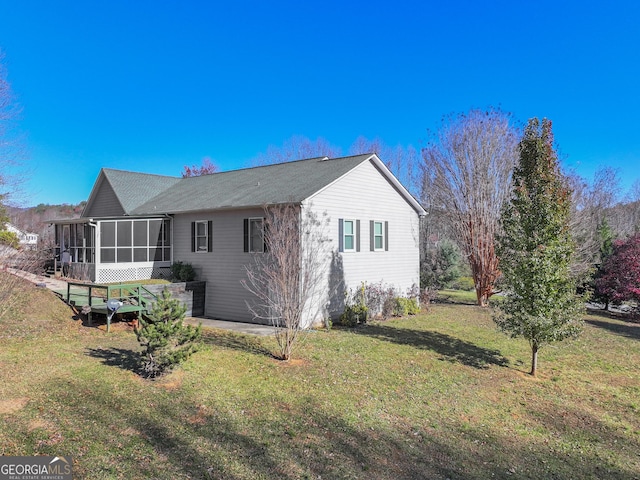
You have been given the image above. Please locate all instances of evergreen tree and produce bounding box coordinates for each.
[494,118,583,376]
[592,218,615,308]
[421,239,461,289]
[136,288,202,378]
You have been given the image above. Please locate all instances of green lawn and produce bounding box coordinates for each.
[1,276,639,479]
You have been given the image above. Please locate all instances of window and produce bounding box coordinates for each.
[191,220,212,253]
[370,220,389,251]
[100,221,116,264]
[339,219,360,252]
[244,218,264,253]
[344,220,355,251]
[100,218,172,264]
[195,221,208,252]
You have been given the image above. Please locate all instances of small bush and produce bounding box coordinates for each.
[452,276,475,291]
[340,284,368,326]
[363,281,397,320]
[340,303,368,327]
[393,297,421,317]
[170,261,196,282]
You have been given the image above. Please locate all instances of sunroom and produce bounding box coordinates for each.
[52,216,172,283]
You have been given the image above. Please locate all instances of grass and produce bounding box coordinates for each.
[1,274,639,479]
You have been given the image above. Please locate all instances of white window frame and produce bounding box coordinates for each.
[248,217,264,253]
[373,220,385,251]
[343,219,356,252]
[195,220,209,253]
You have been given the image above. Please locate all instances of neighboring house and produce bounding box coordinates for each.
[52,154,426,325]
[5,223,39,249]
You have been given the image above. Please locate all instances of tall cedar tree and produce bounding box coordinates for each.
[495,118,583,376]
[136,288,202,378]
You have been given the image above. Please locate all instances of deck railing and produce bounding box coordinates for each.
[63,281,158,332]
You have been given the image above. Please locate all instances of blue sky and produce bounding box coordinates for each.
[1,0,639,206]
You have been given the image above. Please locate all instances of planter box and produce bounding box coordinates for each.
[145,281,206,317]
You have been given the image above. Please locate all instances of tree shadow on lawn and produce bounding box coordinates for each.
[46,376,638,480]
[200,329,275,358]
[585,317,640,341]
[85,347,143,375]
[356,323,509,369]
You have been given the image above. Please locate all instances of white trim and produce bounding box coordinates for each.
[248,217,264,253]
[373,220,385,251]
[343,219,356,252]
[194,220,209,253]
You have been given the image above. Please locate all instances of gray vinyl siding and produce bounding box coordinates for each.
[172,207,265,323]
[84,176,125,217]
[306,159,421,320]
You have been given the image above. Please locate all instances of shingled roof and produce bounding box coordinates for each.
[131,154,377,214]
[103,169,182,214]
[84,154,425,217]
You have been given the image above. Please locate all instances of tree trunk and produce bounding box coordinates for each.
[476,289,489,307]
[530,344,538,376]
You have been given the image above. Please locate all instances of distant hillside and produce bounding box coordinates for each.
[7,202,85,246]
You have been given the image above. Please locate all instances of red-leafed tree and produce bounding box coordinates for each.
[182,157,219,177]
[594,233,640,310]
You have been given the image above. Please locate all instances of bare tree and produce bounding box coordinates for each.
[349,137,421,197]
[421,108,519,306]
[242,203,331,361]
[568,166,622,282]
[0,50,31,321]
[252,136,342,166]
[0,50,26,205]
[181,156,219,177]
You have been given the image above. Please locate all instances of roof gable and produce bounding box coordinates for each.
[83,168,181,217]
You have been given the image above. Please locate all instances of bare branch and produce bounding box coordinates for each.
[421,108,519,306]
[241,203,331,360]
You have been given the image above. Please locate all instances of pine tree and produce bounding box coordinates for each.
[136,288,202,378]
[494,118,583,376]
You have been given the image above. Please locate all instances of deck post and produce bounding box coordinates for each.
[87,284,93,326]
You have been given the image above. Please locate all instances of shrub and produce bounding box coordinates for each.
[452,276,475,291]
[0,230,19,248]
[342,282,422,322]
[136,288,202,378]
[170,261,196,282]
[363,281,397,320]
[393,297,421,317]
[340,284,368,326]
[340,303,368,327]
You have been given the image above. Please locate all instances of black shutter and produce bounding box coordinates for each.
[191,222,196,252]
[370,220,375,251]
[338,219,344,252]
[207,220,213,252]
[356,220,361,252]
[385,221,389,251]
[243,219,249,252]
[263,218,268,253]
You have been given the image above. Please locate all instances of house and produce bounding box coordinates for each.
[52,154,426,325]
[5,223,39,249]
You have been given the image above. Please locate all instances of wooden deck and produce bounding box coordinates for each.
[54,282,157,332]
